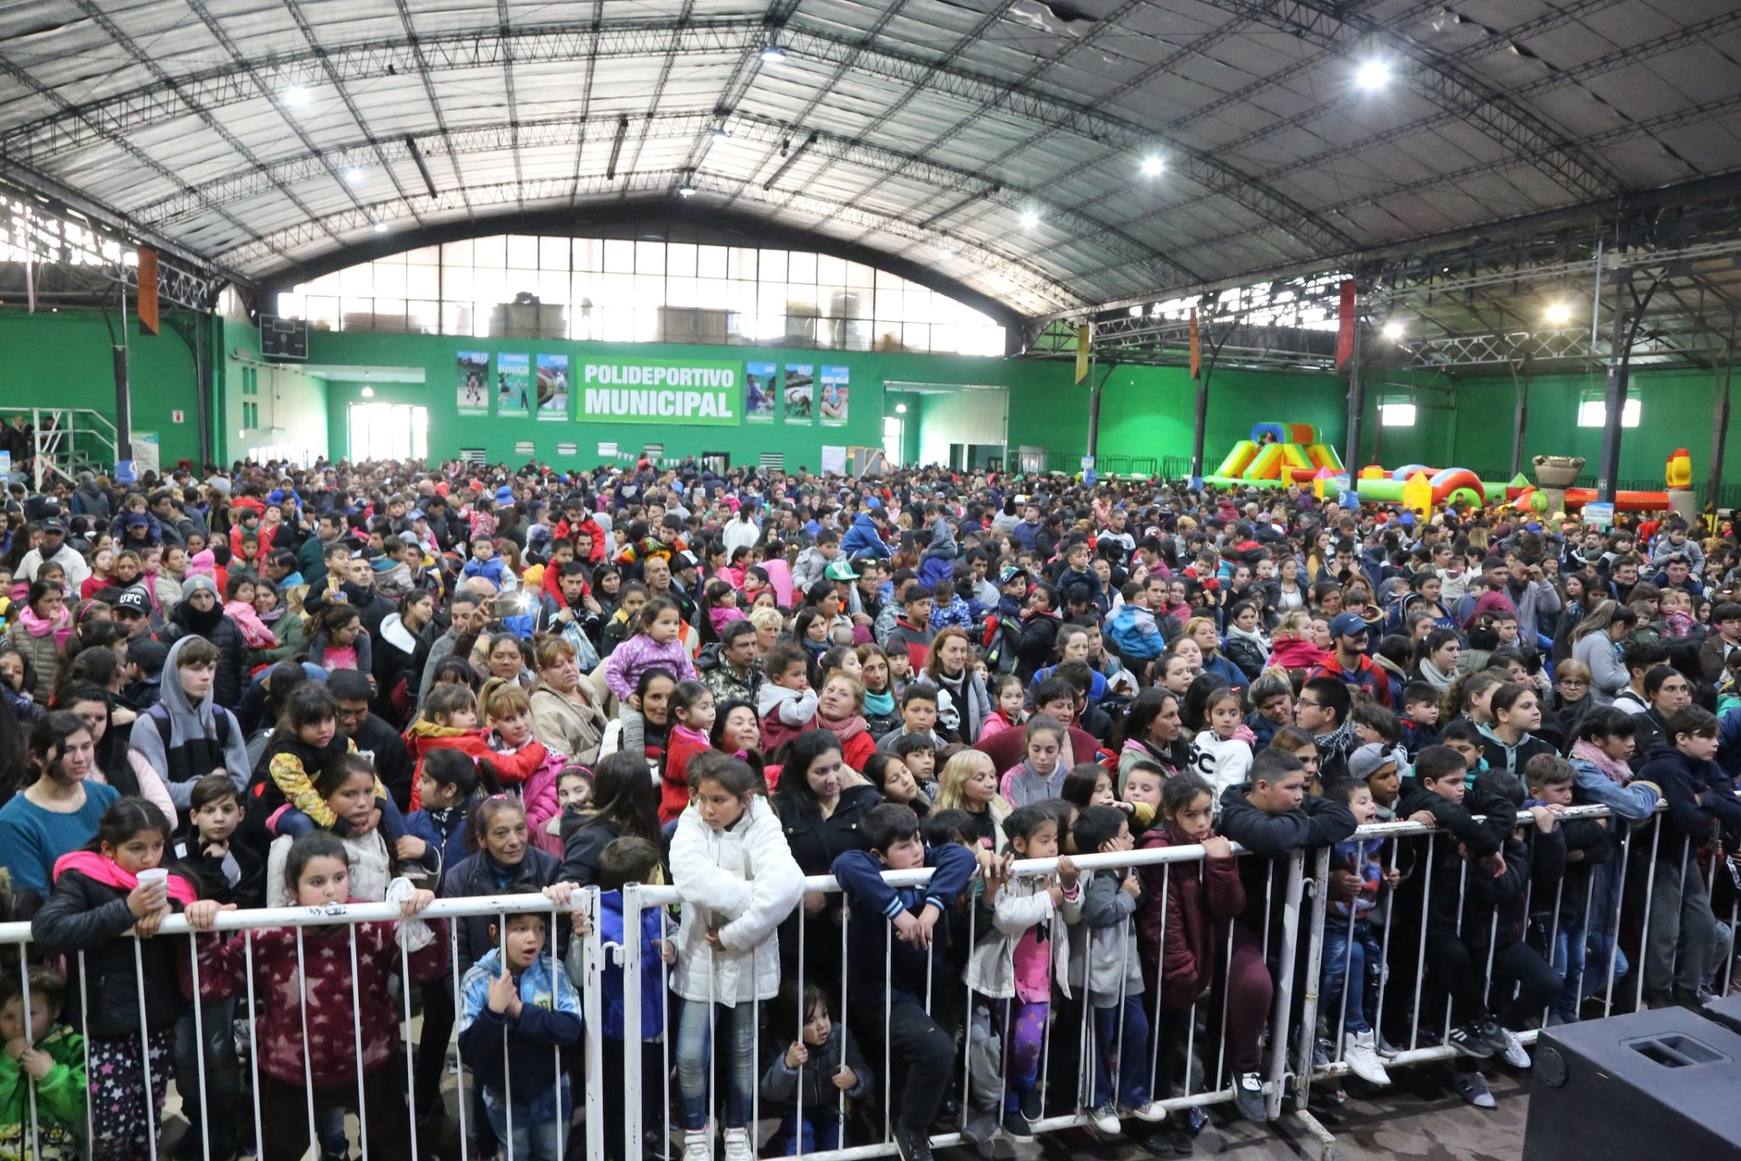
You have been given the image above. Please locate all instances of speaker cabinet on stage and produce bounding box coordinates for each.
[1525,1007,1741,1160]
[1697,991,1741,1036]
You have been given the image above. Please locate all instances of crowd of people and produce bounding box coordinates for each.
[0,454,1739,1161]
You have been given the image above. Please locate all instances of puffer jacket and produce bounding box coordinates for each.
[440,847,564,978]
[668,795,805,1006]
[31,865,192,1038]
[1135,823,1245,1010]
[7,605,69,701]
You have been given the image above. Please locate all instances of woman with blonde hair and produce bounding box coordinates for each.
[933,748,1011,852]
[529,634,609,765]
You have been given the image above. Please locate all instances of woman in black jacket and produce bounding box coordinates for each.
[556,750,664,887]
[770,730,884,997]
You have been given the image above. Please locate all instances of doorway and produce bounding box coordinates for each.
[349,403,428,461]
[882,416,904,467]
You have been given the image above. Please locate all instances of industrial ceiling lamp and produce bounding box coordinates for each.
[760,40,786,63]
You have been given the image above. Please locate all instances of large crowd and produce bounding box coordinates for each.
[0,454,1739,1161]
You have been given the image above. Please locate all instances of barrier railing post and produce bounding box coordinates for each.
[1292,846,1332,1108]
[580,888,604,1161]
[1265,850,1306,1120]
[622,882,645,1161]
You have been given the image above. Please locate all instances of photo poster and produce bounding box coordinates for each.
[783,364,815,425]
[745,361,777,423]
[457,351,490,416]
[536,353,570,421]
[819,365,850,426]
[496,352,531,417]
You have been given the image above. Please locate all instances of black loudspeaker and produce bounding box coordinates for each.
[1525,1007,1741,1160]
[1697,991,1741,1036]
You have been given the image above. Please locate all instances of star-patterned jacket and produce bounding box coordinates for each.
[191,908,447,1086]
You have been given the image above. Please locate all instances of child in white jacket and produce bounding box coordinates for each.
[1189,687,1254,802]
[669,755,805,1161]
[963,805,1080,1142]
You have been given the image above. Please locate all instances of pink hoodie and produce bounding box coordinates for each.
[225,598,279,649]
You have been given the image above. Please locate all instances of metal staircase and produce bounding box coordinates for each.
[0,408,118,489]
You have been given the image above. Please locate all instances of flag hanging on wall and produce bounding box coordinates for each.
[1334,279,1356,368]
[137,248,160,335]
[1073,324,1091,384]
[1188,309,1201,380]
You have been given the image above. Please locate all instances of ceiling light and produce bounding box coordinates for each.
[1020,210,1040,230]
[1544,301,1573,325]
[284,84,311,108]
[1381,319,1406,340]
[760,42,786,64]
[360,386,375,398]
[343,167,365,185]
[938,246,957,260]
[677,182,697,198]
[712,124,731,140]
[373,220,389,234]
[895,403,907,414]
[1140,155,1164,177]
[1354,59,1391,91]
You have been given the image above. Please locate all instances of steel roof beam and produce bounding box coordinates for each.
[394,0,474,220]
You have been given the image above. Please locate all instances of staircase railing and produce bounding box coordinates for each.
[0,408,120,490]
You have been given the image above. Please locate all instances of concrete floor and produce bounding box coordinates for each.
[1006,1068,1530,1161]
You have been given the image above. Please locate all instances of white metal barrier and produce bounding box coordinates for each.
[3,802,1736,1160]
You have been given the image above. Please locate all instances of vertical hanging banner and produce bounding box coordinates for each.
[783,364,815,425]
[456,351,489,415]
[536,354,570,420]
[745,362,777,423]
[1188,309,1201,380]
[137,248,160,335]
[496,353,530,416]
[819,365,850,426]
[1073,323,1091,384]
[1335,279,1357,368]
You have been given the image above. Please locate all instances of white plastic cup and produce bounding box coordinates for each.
[137,868,169,891]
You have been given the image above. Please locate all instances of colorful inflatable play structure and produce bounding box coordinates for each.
[1203,422,1697,520]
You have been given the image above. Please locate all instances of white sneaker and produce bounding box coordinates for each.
[1088,1104,1122,1136]
[722,1127,754,1161]
[1500,1028,1532,1069]
[1343,1029,1393,1086]
[1118,1100,1169,1123]
[682,1128,712,1161]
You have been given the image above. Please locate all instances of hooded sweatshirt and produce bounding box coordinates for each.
[127,636,251,821]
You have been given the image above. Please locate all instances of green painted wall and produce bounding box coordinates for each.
[0,306,205,468]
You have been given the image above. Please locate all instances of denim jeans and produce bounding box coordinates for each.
[1088,995,1152,1110]
[174,996,241,1154]
[1320,917,1382,1037]
[768,1110,843,1155]
[676,1000,756,1130]
[482,1080,571,1161]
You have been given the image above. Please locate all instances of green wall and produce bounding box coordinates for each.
[0,306,205,468]
[309,329,1012,470]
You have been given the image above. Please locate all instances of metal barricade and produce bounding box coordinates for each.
[0,888,604,1161]
[1288,800,1741,1159]
[616,843,1308,1160]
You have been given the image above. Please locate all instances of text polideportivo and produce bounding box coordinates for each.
[581,363,737,388]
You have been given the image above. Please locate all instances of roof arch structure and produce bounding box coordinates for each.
[2,0,1738,324]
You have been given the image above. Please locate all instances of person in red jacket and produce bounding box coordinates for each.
[662,680,716,823]
[402,684,552,810]
[1135,771,1249,1124]
[814,671,877,772]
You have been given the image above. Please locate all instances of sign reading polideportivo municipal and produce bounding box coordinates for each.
[578,358,741,425]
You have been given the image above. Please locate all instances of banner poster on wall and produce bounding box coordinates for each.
[819,365,850,426]
[576,357,741,425]
[536,354,570,421]
[783,364,815,425]
[457,351,490,416]
[745,362,777,423]
[496,353,531,417]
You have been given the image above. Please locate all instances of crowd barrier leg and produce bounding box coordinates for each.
[1264,851,1305,1121]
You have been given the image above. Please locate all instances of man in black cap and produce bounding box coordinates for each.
[20,518,90,590]
[112,586,157,641]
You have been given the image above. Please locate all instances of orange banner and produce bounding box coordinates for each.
[137,248,160,335]
[1189,308,1201,379]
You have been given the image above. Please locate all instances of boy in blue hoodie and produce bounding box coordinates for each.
[460,898,584,1161]
[832,804,977,1161]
